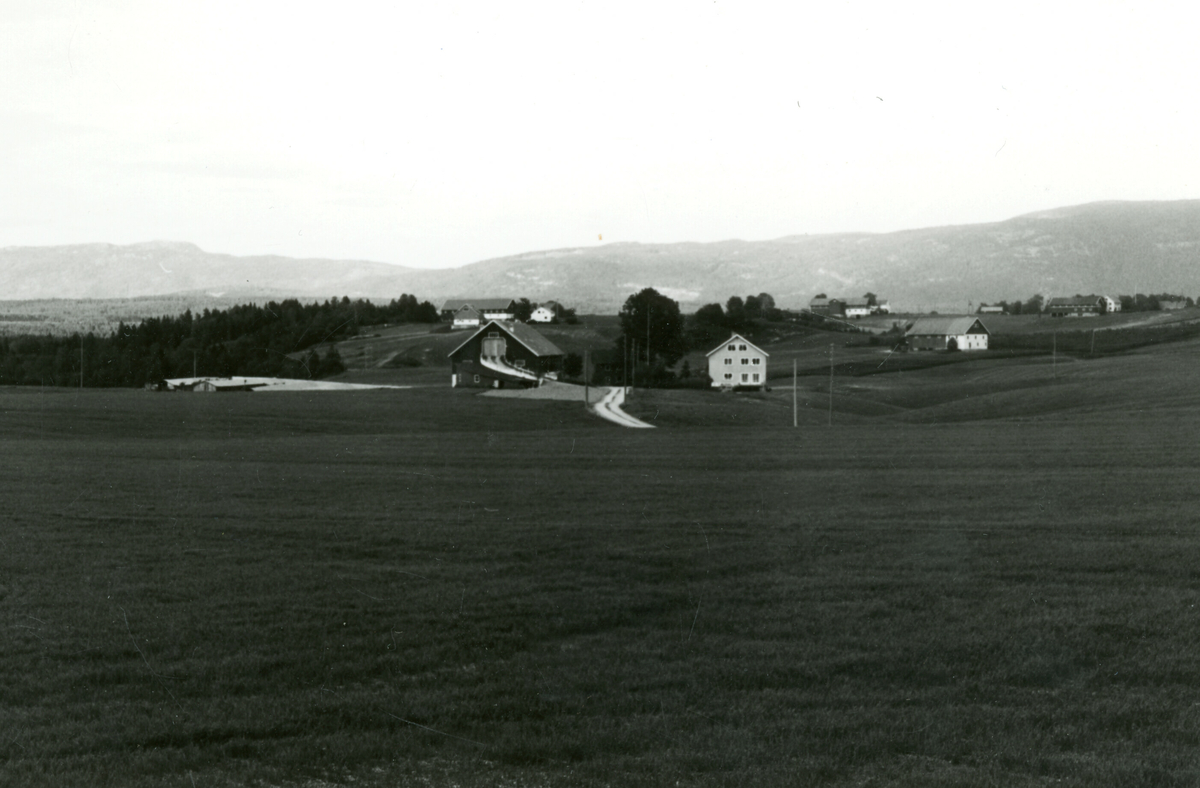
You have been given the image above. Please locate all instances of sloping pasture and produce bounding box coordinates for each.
[4,374,1200,786]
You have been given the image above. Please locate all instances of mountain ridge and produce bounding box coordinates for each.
[3,200,1199,312]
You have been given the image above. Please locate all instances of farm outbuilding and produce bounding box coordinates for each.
[441,299,518,328]
[706,333,769,390]
[906,317,990,351]
[808,297,842,316]
[448,320,564,388]
[1046,296,1104,318]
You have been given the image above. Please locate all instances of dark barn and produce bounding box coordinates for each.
[448,320,564,388]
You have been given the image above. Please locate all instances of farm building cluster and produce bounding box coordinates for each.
[809,296,891,318]
[1045,295,1121,317]
[440,298,568,330]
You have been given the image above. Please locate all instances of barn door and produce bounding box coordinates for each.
[481,335,506,360]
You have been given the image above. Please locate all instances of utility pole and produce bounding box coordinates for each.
[792,358,797,428]
[828,343,834,426]
[632,339,637,389]
[646,306,652,389]
[623,337,628,395]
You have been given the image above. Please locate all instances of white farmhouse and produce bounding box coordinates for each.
[450,306,483,330]
[528,306,555,323]
[906,316,990,351]
[706,334,769,389]
[842,297,873,318]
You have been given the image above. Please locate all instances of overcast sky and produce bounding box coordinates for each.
[2,1,1196,269]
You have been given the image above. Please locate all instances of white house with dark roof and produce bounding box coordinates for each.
[906,317,990,351]
[706,333,769,389]
[842,297,873,318]
[450,306,483,330]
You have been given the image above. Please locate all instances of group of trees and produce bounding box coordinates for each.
[0,295,439,388]
[584,289,782,387]
[690,293,782,346]
[1118,293,1195,312]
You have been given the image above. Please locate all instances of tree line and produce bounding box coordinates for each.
[0,295,438,388]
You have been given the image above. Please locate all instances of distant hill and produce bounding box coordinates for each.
[3,201,1200,313]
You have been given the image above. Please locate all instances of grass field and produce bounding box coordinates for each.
[5,341,1200,786]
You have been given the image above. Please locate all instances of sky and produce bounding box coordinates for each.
[2,1,1197,269]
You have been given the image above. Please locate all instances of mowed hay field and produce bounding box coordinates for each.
[5,345,1200,787]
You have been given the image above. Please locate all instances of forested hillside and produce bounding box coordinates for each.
[0,295,438,388]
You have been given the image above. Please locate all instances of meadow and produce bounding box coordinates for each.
[4,343,1200,786]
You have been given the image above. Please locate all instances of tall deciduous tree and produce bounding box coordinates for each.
[619,288,686,366]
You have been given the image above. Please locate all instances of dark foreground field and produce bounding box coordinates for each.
[4,373,1200,786]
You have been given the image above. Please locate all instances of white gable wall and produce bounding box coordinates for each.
[708,339,768,388]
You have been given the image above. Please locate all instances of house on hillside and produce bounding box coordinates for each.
[906,317,990,351]
[1046,296,1103,318]
[450,306,483,330]
[842,297,872,318]
[440,298,518,327]
[528,306,555,323]
[706,334,769,390]
[448,320,564,388]
[1100,295,1121,313]
[808,297,843,316]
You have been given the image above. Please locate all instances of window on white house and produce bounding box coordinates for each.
[727,344,735,351]
[724,358,732,365]
[738,344,747,351]
[741,358,749,365]
[724,373,732,380]
[752,358,760,365]
[753,373,760,382]
[741,373,748,382]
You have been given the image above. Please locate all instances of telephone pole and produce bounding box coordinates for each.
[792,358,797,428]
[623,337,628,395]
[828,343,834,426]
[646,306,652,388]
